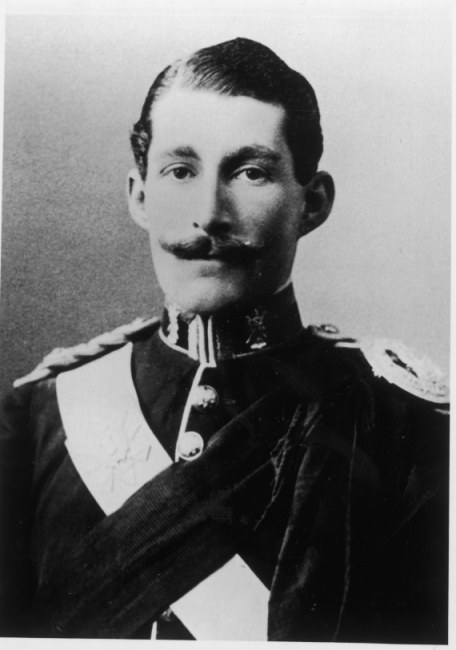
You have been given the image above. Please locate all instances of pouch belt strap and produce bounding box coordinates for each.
[56,344,269,640]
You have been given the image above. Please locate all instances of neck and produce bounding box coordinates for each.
[160,284,303,364]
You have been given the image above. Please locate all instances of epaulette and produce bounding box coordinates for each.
[310,323,449,405]
[13,316,159,388]
[358,337,449,405]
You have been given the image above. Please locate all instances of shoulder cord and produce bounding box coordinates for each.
[13,316,160,388]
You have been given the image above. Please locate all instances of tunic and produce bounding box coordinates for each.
[0,286,449,642]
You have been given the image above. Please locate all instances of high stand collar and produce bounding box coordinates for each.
[160,284,304,365]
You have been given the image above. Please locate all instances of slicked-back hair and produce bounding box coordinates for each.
[130,37,323,184]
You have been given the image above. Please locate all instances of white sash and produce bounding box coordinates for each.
[56,344,269,640]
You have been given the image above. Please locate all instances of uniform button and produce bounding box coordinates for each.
[160,608,174,622]
[320,323,339,334]
[177,431,204,461]
[192,384,219,412]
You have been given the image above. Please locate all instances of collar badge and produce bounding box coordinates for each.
[246,309,268,349]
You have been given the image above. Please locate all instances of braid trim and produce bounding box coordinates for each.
[13,316,159,388]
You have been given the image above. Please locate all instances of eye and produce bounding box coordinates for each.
[162,165,195,181]
[234,166,270,184]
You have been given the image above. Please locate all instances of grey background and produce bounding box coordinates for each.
[0,4,451,395]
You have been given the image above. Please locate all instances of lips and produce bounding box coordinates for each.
[160,235,263,264]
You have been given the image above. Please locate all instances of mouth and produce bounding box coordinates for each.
[160,236,263,265]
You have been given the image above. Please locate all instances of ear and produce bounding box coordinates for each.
[298,171,335,238]
[127,168,149,231]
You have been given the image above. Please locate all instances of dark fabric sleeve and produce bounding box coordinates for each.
[337,356,450,643]
[359,398,449,644]
[0,383,37,636]
[350,397,450,644]
[267,358,449,644]
[338,397,449,644]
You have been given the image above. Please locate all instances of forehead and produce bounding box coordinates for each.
[148,88,289,156]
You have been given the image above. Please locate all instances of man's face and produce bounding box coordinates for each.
[129,88,310,315]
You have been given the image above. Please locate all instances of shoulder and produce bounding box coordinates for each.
[306,325,449,496]
[308,323,449,409]
[12,316,160,389]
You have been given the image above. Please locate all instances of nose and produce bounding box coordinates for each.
[192,175,233,236]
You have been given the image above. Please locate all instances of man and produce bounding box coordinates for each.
[0,38,449,642]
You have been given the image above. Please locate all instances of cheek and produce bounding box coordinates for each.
[143,184,188,227]
[247,197,300,245]
[250,200,301,275]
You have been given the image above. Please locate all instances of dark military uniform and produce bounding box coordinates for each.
[0,286,449,641]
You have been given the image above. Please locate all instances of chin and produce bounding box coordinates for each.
[165,278,251,316]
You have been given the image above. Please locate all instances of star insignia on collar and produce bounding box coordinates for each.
[246,309,268,349]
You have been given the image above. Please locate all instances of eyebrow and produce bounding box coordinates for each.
[157,145,282,165]
[159,146,199,161]
[224,145,282,166]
